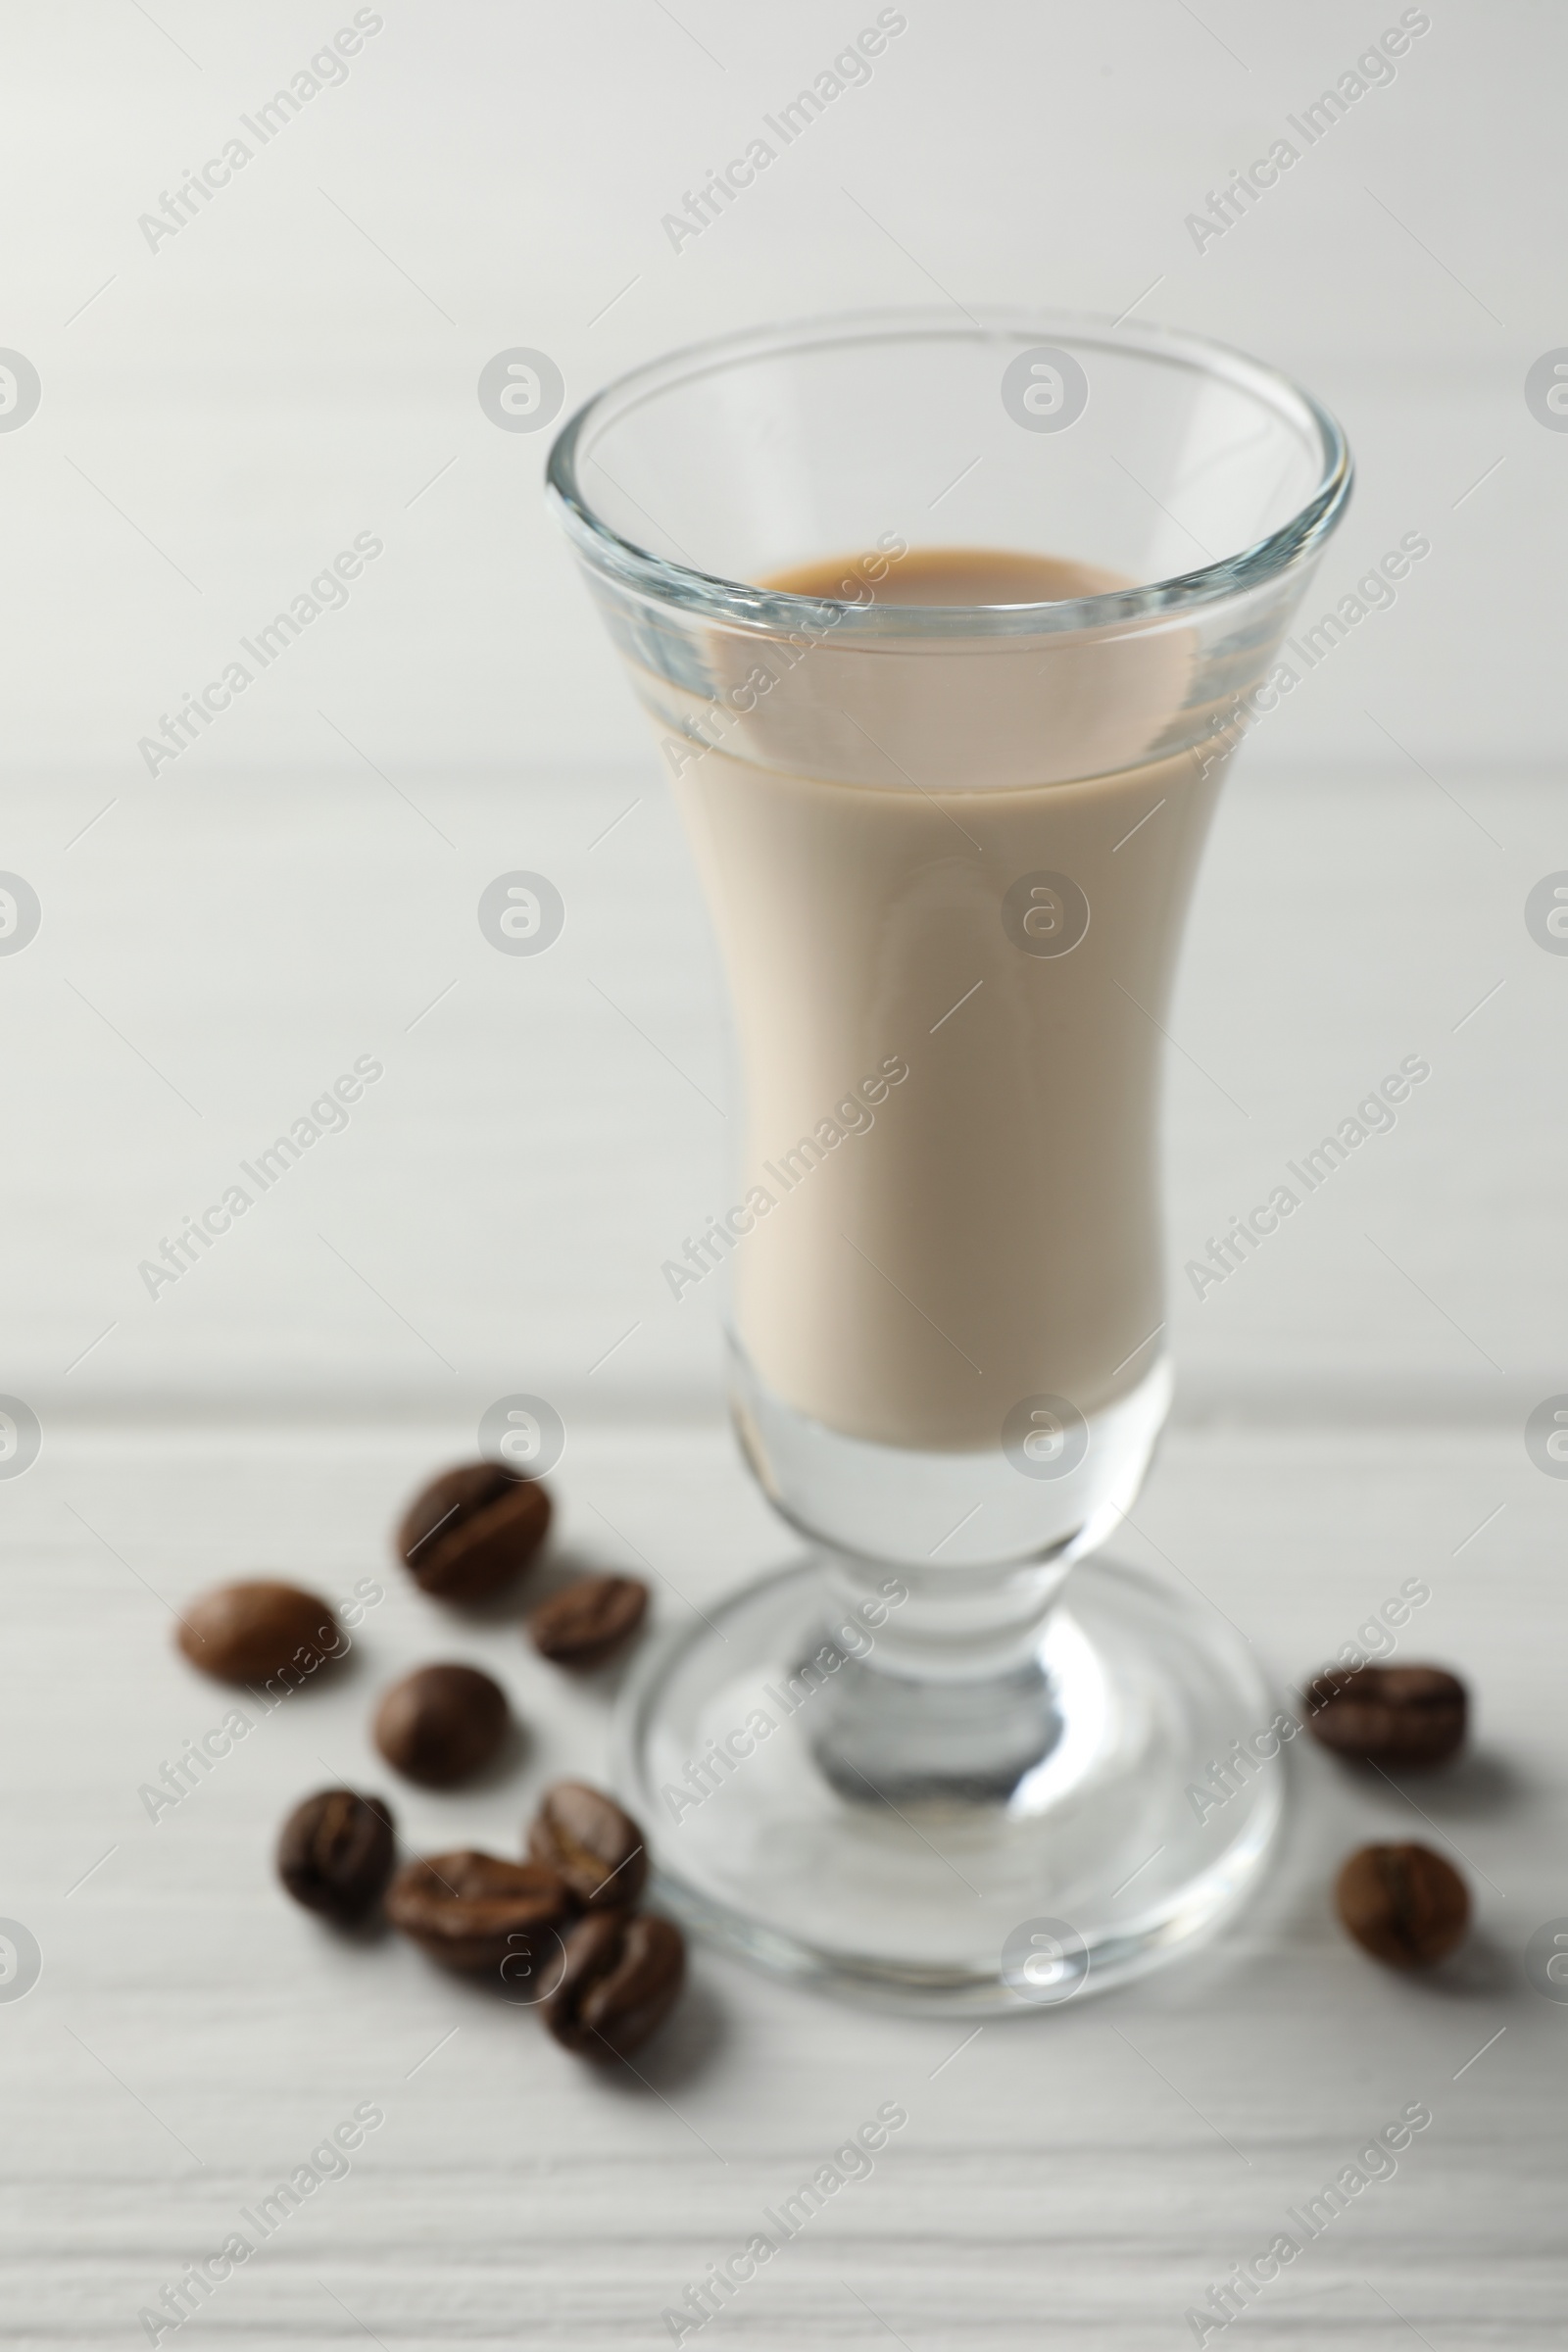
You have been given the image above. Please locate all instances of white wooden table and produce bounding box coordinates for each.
[5,760,1566,2352]
[2,1408,1562,2350]
[5,3,1566,2339]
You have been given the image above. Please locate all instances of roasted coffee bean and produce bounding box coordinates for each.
[276,1788,395,1924]
[1335,1841,1470,1969]
[386,1849,572,1974]
[397,1462,551,1602]
[544,1910,685,2058]
[177,1580,341,1686]
[527,1783,647,1910]
[373,1662,510,1787]
[1306,1664,1467,1769]
[527,1574,648,1669]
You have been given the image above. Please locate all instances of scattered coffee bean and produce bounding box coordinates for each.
[1306,1664,1467,1769]
[386,1849,572,1974]
[527,1574,648,1669]
[177,1580,341,1686]
[373,1663,510,1787]
[544,1910,685,2057]
[527,1783,648,1911]
[276,1788,395,1924]
[1335,1840,1470,1969]
[397,1462,551,1602]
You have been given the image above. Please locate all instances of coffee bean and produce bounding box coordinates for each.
[397,1462,551,1602]
[544,1910,685,2057]
[177,1581,341,1686]
[527,1783,647,1910]
[1335,1841,1470,1968]
[373,1663,510,1787]
[386,1849,572,1974]
[527,1575,648,1669]
[1306,1664,1467,1769]
[277,1788,395,1924]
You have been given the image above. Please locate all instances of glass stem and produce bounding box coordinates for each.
[809,1551,1074,1803]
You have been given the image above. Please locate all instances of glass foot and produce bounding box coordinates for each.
[615,1553,1285,2013]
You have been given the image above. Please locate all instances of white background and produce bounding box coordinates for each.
[2,0,1565,1429]
[2,5,1566,2347]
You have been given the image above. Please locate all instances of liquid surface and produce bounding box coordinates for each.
[667,547,1217,1453]
[766,545,1129,607]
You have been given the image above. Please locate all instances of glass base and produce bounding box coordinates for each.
[615,1552,1285,2013]
[730,1342,1174,1571]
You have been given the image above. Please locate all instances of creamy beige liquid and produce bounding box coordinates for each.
[670,548,1223,1453]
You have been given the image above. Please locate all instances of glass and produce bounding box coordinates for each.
[549,308,1350,2008]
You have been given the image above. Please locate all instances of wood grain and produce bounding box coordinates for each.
[0,1420,1557,2348]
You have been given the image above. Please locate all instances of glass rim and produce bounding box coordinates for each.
[546,304,1352,641]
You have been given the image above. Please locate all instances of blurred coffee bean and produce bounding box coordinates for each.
[373,1663,509,1787]
[544,1910,685,2057]
[397,1462,550,1602]
[177,1581,341,1685]
[1306,1664,1467,1769]
[527,1783,647,1910]
[1335,1841,1470,1968]
[276,1788,395,1923]
[527,1574,647,1669]
[386,1849,571,1973]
